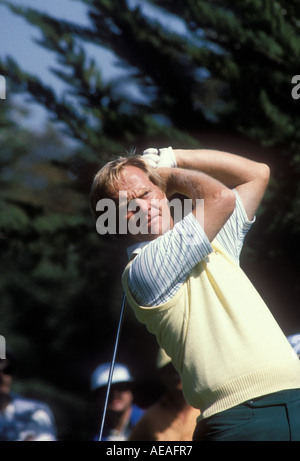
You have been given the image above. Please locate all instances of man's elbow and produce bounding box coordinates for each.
[257,163,270,189]
[203,188,236,241]
[219,188,236,216]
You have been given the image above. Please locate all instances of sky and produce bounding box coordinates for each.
[0,0,122,130]
[0,0,188,132]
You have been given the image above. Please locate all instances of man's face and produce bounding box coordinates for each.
[107,383,133,413]
[95,382,134,414]
[113,166,173,242]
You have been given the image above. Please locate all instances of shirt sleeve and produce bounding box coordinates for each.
[127,213,213,307]
[215,189,255,263]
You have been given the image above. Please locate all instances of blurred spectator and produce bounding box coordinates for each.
[0,350,57,441]
[91,362,144,441]
[129,349,199,441]
[287,334,300,359]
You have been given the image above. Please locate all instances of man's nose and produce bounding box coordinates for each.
[129,198,149,215]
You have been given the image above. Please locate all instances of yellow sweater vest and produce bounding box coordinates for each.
[122,239,300,419]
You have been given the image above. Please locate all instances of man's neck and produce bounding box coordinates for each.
[107,406,132,432]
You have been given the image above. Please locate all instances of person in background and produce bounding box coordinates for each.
[90,362,144,441]
[0,350,57,441]
[129,348,199,441]
[287,334,300,359]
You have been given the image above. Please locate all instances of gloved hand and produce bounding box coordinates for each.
[142,146,177,169]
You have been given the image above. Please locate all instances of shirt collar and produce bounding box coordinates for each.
[126,241,150,259]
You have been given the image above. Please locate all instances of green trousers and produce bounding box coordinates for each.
[194,389,300,441]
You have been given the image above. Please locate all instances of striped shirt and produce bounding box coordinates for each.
[127,189,254,307]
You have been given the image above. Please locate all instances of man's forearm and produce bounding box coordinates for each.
[174,149,267,188]
[158,167,236,242]
[159,166,223,200]
[173,149,270,220]
[142,145,269,220]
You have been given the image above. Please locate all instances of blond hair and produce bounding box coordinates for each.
[89,155,166,225]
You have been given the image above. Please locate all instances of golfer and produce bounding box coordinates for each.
[90,146,300,441]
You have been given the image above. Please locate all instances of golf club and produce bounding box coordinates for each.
[98,292,127,441]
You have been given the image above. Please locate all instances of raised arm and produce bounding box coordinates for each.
[143,147,270,221]
[157,166,236,242]
[174,149,270,221]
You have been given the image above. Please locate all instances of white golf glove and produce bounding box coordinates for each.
[142,146,177,168]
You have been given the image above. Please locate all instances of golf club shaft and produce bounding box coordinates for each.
[98,293,127,441]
